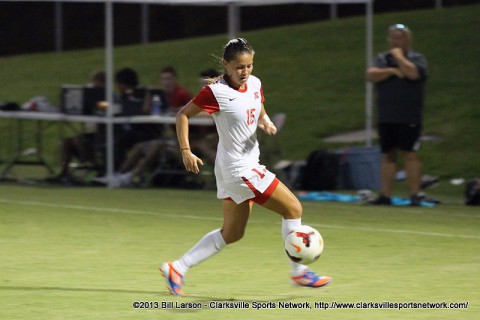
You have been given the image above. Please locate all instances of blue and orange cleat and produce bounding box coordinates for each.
[291,270,332,288]
[160,262,184,296]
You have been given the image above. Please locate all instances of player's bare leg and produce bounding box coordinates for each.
[221,200,252,244]
[261,180,302,219]
[262,180,332,287]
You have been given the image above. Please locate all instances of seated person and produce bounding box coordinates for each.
[47,70,106,184]
[159,66,192,113]
[189,68,221,164]
[163,67,219,164]
[95,67,220,187]
[95,138,180,187]
[111,67,164,170]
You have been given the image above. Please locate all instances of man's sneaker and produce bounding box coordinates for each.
[160,262,184,296]
[368,194,392,205]
[410,193,425,206]
[291,270,332,288]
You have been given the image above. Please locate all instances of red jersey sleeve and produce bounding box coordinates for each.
[261,86,265,103]
[192,86,220,114]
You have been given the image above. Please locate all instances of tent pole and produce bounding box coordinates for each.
[330,2,337,20]
[54,1,63,52]
[365,0,374,147]
[105,0,115,188]
[228,4,240,39]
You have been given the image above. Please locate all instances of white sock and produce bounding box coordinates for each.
[119,172,132,186]
[282,218,308,276]
[172,228,226,275]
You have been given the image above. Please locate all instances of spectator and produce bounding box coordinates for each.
[98,68,220,187]
[366,24,428,206]
[89,69,106,88]
[112,67,163,169]
[47,70,106,185]
[159,66,192,112]
[190,68,221,164]
[96,138,180,187]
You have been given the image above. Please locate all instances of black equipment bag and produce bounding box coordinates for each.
[465,179,480,206]
[300,149,339,191]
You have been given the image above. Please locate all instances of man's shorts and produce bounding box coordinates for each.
[216,165,278,204]
[378,123,421,153]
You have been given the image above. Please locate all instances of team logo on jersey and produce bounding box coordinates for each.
[254,92,260,100]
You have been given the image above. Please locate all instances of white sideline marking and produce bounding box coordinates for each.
[1,198,479,240]
[312,223,480,240]
[0,198,221,222]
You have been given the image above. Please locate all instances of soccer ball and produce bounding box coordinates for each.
[284,225,324,265]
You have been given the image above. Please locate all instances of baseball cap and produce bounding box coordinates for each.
[389,23,411,33]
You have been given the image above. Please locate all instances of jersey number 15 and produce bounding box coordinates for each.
[247,108,256,125]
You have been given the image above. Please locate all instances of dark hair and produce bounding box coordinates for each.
[223,38,255,62]
[160,66,177,77]
[200,68,221,79]
[90,70,106,87]
[115,67,139,87]
[91,70,106,84]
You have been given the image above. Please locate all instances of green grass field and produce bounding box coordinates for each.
[1,183,478,319]
[1,4,479,319]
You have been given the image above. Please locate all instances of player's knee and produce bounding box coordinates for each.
[221,229,244,244]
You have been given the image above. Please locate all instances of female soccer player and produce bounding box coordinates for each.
[161,38,332,295]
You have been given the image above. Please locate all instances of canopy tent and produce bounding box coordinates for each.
[3,0,374,187]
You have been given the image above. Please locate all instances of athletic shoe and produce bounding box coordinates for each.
[368,194,392,205]
[93,173,129,187]
[160,262,184,296]
[291,270,332,288]
[116,172,133,187]
[410,193,425,206]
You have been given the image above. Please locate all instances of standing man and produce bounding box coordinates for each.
[366,24,428,206]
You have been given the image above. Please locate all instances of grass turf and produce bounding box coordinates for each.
[0,184,478,319]
[1,4,479,319]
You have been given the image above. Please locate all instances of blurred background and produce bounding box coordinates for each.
[0,0,477,56]
[0,0,479,187]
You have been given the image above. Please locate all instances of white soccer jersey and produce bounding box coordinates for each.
[192,75,276,203]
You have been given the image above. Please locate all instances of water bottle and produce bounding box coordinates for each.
[151,95,162,115]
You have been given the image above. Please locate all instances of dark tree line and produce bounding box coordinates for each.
[0,0,476,56]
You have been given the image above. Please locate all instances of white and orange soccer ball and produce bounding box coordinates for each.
[284,225,324,265]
